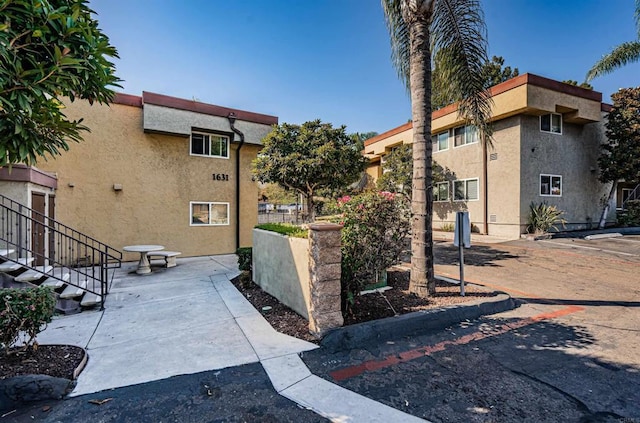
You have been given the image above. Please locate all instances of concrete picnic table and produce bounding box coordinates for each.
[123,245,164,275]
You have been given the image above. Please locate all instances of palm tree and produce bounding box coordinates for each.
[381,0,492,296]
[586,0,640,81]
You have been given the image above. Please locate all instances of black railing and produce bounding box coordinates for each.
[0,194,121,309]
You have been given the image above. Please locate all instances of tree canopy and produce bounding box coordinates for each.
[432,54,518,110]
[252,120,367,221]
[0,0,120,166]
[599,87,640,185]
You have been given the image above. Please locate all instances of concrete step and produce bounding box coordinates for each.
[41,272,71,289]
[0,248,16,256]
[80,292,102,307]
[14,265,53,282]
[60,280,88,299]
[0,257,34,272]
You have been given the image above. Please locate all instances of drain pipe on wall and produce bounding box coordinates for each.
[228,113,245,251]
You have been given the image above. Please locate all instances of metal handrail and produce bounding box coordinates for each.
[0,194,122,309]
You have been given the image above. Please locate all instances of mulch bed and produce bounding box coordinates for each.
[231,267,497,343]
[0,345,84,380]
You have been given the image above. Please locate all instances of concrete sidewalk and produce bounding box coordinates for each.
[35,255,425,422]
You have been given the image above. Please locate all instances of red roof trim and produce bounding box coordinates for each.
[142,91,278,126]
[601,103,612,112]
[113,93,143,107]
[0,165,57,189]
[364,121,413,146]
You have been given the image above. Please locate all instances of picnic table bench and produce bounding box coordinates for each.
[147,251,182,268]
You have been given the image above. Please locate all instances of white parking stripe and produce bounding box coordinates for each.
[539,240,638,257]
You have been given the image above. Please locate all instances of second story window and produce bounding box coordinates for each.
[540,113,562,134]
[432,131,449,152]
[453,125,479,147]
[191,132,229,158]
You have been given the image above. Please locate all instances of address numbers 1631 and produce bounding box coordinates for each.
[212,173,229,181]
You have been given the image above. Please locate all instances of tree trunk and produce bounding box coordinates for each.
[407,16,434,296]
[598,181,617,229]
[306,192,315,223]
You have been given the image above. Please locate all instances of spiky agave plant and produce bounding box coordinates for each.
[527,202,567,235]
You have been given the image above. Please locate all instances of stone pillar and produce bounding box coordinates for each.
[308,223,343,338]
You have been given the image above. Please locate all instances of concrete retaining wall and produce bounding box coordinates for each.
[252,223,344,337]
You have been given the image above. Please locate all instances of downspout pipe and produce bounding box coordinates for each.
[228,113,245,251]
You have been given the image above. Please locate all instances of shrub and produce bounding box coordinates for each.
[527,202,566,234]
[338,191,410,313]
[0,286,56,356]
[236,247,252,272]
[255,223,308,238]
[441,223,455,232]
[617,200,640,227]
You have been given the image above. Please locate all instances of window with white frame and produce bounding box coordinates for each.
[540,113,562,134]
[190,202,229,225]
[433,182,449,202]
[432,131,449,152]
[454,178,479,201]
[190,132,229,158]
[453,125,479,147]
[540,174,562,196]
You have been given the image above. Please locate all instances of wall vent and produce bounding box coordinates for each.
[489,214,497,223]
[489,153,498,161]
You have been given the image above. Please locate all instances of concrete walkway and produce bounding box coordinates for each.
[36,255,424,422]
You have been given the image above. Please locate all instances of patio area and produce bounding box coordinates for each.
[34,255,421,422]
[36,255,316,396]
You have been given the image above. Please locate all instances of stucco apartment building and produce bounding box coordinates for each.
[364,73,619,239]
[0,92,277,260]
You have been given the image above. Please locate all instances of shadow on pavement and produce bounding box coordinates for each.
[302,315,639,422]
[436,244,520,267]
[2,363,327,423]
[523,298,640,308]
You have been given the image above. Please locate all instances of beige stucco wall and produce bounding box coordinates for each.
[252,229,310,319]
[36,100,262,259]
[485,117,523,238]
[519,115,609,231]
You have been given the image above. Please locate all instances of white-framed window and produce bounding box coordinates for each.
[432,131,449,152]
[540,174,562,197]
[433,182,449,202]
[190,202,229,226]
[453,125,479,147]
[540,113,562,134]
[453,178,479,201]
[190,132,229,158]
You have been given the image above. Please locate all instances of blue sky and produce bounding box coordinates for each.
[90,0,639,134]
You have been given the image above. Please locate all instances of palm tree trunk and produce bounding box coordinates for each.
[408,16,435,296]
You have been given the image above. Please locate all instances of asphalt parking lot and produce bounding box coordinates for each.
[304,231,640,422]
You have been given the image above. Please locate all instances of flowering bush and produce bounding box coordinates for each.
[0,286,56,356]
[339,191,410,312]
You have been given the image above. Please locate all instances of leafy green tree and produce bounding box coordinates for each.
[586,0,640,81]
[259,183,297,205]
[562,80,593,90]
[597,87,640,228]
[377,143,450,200]
[377,144,413,198]
[0,0,120,166]
[253,120,367,221]
[382,0,492,296]
[433,54,518,110]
